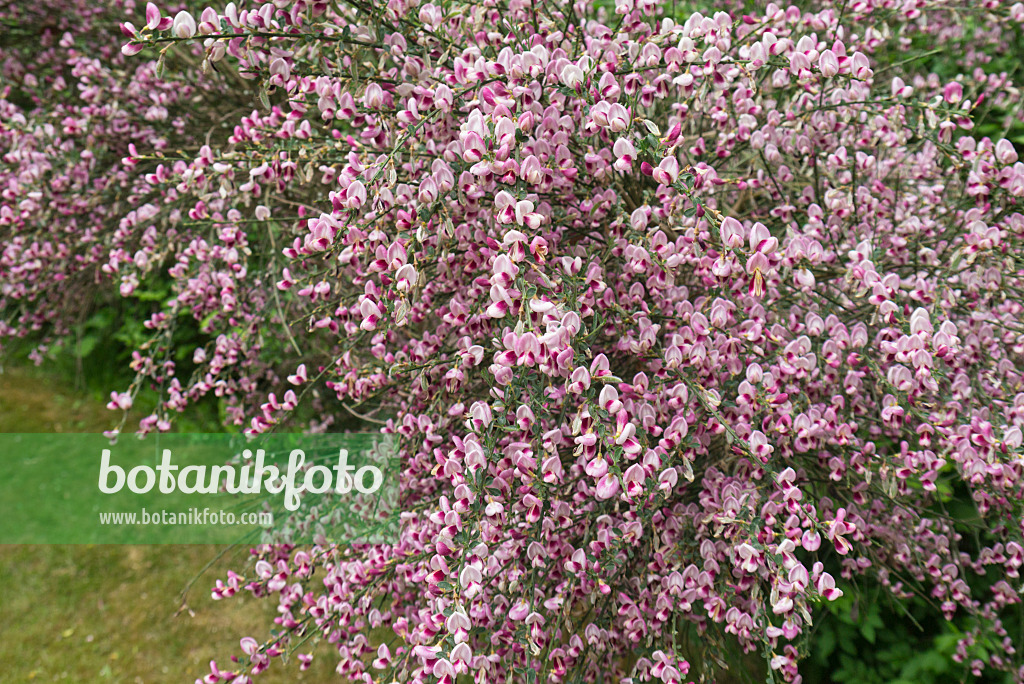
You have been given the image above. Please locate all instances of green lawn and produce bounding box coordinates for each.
[0,369,338,683]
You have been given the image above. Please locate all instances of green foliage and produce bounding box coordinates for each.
[6,276,226,431]
[805,592,958,684]
[803,586,1024,684]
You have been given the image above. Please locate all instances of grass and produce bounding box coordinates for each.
[0,367,339,683]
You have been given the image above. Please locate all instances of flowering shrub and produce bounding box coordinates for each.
[6,0,1024,682]
[0,0,223,365]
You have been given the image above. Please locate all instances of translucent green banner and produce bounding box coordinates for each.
[0,433,398,544]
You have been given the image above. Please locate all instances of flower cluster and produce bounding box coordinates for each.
[6,0,1024,682]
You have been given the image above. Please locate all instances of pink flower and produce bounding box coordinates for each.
[508,600,530,621]
[585,452,608,478]
[560,64,585,88]
[372,644,392,669]
[651,156,679,185]
[501,229,528,261]
[827,508,855,555]
[172,10,196,38]
[286,364,308,385]
[630,207,648,231]
[106,391,133,410]
[748,430,774,460]
[719,216,744,248]
[567,367,591,394]
[359,298,384,330]
[891,76,913,98]
[996,139,1019,165]
[461,131,485,162]
[598,72,621,99]
[943,81,963,103]
[747,222,777,253]
[606,103,629,132]
[363,83,384,109]
[746,252,771,297]
[818,49,839,77]
[816,572,843,600]
[346,180,367,207]
[520,155,544,184]
[595,473,621,499]
[145,2,162,30]
[432,659,456,684]
[240,637,259,656]
[623,463,646,498]
[613,137,635,171]
[395,263,418,292]
[736,543,761,573]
